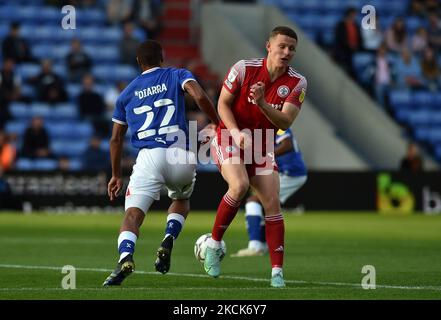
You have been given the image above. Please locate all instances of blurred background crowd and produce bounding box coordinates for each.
[0,0,440,175]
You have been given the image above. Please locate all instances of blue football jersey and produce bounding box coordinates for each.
[275,128,307,177]
[112,67,196,150]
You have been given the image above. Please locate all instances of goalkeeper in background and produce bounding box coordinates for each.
[232,128,307,257]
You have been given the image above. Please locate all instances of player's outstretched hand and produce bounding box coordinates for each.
[250,81,265,105]
[108,176,123,201]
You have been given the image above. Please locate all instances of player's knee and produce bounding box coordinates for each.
[229,180,249,199]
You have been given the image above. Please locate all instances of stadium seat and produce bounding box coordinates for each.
[34,158,59,171]
[15,158,33,171]
[389,90,412,109]
[46,121,93,139]
[4,120,28,136]
[51,139,89,157]
[8,102,28,119]
[52,103,79,119]
[413,91,434,108]
[17,63,40,80]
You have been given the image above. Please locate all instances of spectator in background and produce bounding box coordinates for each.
[333,7,362,78]
[420,46,440,91]
[400,142,423,172]
[373,44,393,109]
[394,48,424,89]
[28,59,68,104]
[385,17,409,54]
[104,80,127,119]
[66,38,92,83]
[411,27,429,55]
[427,12,441,53]
[120,21,141,67]
[133,0,163,40]
[0,58,22,103]
[21,116,53,159]
[81,136,110,171]
[1,22,34,64]
[361,18,383,52]
[0,58,21,128]
[78,73,109,137]
[408,0,428,18]
[0,130,16,171]
[106,0,134,25]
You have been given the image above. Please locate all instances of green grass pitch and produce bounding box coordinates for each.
[0,211,440,299]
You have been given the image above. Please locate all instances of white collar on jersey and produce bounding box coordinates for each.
[141,67,160,75]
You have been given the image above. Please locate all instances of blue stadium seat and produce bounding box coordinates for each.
[429,129,441,143]
[0,23,9,38]
[414,127,430,142]
[389,90,412,109]
[0,5,18,21]
[413,91,434,107]
[51,139,89,157]
[66,83,82,100]
[4,120,27,136]
[8,102,28,119]
[430,112,441,125]
[18,63,40,80]
[30,103,52,118]
[34,158,58,171]
[46,121,93,139]
[76,8,106,25]
[100,28,122,42]
[16,6,40,22]
[68,158,83,171]
[15,158,33,171]
[52,103,79,119]
[406,110,431,126]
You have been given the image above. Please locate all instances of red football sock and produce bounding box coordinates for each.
[265,214,285,268]
[211,193,241,241]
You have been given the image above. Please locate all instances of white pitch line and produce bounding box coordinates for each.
[0,287,320,292]
[0,264,440,292]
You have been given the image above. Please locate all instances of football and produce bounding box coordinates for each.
[194,233,227,263]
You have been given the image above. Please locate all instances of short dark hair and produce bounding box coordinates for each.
[269,26,298,42]
[136,40,163,67]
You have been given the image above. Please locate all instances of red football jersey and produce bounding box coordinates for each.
[220,58,307,132]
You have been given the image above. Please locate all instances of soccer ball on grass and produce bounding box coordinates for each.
[194,233,227,263]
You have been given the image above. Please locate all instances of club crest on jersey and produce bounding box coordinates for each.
[225,146,236,153]
[277,85,290,98]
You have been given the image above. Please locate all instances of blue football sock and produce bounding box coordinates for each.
[246,215,263,241]
[118,231,137,262]
[164,213,185,240]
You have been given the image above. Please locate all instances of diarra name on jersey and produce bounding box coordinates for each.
[135,83,168,99]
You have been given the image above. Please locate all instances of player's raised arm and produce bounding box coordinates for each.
[184,80,219,125]
[108,122,128,201]
[250,81,301,130]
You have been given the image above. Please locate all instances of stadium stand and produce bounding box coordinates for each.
[262,0,441,164]
[0,0,221,172]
